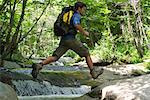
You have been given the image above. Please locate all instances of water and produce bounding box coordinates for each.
[18,95,82,100]
[13,65,88,75]
[12,65,90,99]
[13,80,91,99]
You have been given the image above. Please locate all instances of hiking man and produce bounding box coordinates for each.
[31,2,104,79]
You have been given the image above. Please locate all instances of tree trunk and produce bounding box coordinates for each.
[130,0,145,58]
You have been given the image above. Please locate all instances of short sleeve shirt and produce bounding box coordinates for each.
[72,12,81,26]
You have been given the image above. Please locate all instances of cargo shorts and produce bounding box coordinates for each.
[52,39,89,59]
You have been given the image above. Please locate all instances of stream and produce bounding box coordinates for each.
[2,59,142,100]
[11,66,92,100]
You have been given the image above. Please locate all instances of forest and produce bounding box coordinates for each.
[0,0,150,100]
[0,0,150,65]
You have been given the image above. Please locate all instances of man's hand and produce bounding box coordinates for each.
[83,31,89,37]
[75,24,90,37]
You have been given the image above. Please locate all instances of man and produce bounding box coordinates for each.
[31,2,104,79]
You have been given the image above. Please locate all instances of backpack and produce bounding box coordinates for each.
[54,6,76,36]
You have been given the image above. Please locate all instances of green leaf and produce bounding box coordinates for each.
[30,35,36,43]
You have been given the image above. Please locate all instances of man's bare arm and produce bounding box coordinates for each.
[75,24,89,37]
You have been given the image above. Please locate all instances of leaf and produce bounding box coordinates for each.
[112,0,128,3]
[30,35,36,43]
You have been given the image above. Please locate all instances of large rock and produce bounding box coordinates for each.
[93,74,150,100]
[101,85,140,100]
[0,82,18,100]
[76,74,150,100]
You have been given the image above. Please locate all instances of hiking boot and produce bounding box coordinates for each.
[90,67,104,79]
[31,63,42,79]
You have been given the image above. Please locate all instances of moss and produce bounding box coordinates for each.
[41,70,90,79]
[39,70,91,87]
[81,80,102,88]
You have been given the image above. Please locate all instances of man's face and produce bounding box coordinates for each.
[79,6,86,16]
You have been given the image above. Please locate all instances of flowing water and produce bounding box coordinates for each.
[18,95,82,100]
[13,80,91,96]
[12,66,91,100]
[13,80,91,100]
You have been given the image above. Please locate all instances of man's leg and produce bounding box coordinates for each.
[85,55,104,79]
[40,56,58,65]
[31,56,58,79]
[68,39,104,79]
[85,55,94,70]
[31,40,68,79]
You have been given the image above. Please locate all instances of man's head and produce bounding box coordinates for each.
[75,2,87,16]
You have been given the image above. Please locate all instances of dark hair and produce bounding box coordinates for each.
[75,2,86,10]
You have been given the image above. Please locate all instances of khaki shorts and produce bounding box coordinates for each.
[52,39,89,59]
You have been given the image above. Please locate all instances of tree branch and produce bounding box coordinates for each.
[2,0,27,58]
[6,0,17,43]
[0,0,9,12]
[18,1,50,43]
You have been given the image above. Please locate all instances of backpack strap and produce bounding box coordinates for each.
[67,11,70,24]
[63,10,74,24]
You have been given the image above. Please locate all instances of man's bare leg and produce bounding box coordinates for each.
[85,55,104,79]
[40,56,58,66]
[31,56,58,78]
[85,55,94,70]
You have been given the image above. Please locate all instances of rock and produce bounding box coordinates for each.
[50,57,75,66]
[144,59,150,63]
[106,63,148,76]
[58,57,75,64]
[73,61,87,67]
[51,61,64,66]
[101,85,140,100]
[0,82,18,100]
[4,61,21,69]
[91,56,102,63]
[0,73,12,85]
[0,58,4,67]
[90,74,150,100]
[91,56,114,66]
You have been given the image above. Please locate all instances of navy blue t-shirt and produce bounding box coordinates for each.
[61,12,81,40]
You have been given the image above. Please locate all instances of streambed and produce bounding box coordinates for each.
[1,63,141,100]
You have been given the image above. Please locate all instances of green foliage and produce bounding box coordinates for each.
[144,48,150,60]
[91,32,114,60]
[1,0,149,65]
[17,0,60,57]
[144,62,150,70]
[64,50,77,58]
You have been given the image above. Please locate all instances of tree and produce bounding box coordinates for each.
[0,0,50,66]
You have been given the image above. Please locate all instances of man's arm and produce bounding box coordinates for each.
[75,24,89,37]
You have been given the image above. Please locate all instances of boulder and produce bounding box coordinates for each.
[92,74,150,100]
[76,73,150,100]
[0,72,12,85]
[0,82,18,100]
[101,85,140,100]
